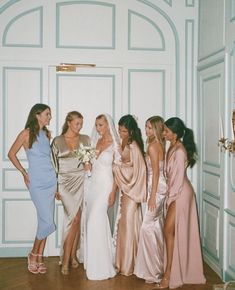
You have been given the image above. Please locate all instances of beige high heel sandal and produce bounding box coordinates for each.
[37,254,47,274]
[70,257,79,268]
[27,252,38,274]
[153,277,169,289]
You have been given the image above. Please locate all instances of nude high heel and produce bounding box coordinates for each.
[61,265,69,275]
[37,254,47,274]
[153,277,169,289]
[27,252,38,274]
[70,257,79,268]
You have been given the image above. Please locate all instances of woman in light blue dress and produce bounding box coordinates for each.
[8,103,57,275]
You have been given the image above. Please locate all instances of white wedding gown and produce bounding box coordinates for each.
[84,144,117,280]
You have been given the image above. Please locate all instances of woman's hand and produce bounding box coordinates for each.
[108,191,116,207]
[22,172,30,189]
[84,162,92,172]
[55,192,61,200]
[148,194,156,211]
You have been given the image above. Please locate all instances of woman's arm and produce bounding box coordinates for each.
[108,180,118,207]
[147,142,161,211]
[51,138,60,198]
[8,129,30,187]
[167,147,186,206]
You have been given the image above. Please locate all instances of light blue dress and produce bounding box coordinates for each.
[26,129,56,240]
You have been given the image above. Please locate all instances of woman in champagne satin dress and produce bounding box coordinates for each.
[155,117,206,289]
[112,114,147,276]
[51,111,90,275]
[134,116,166,283]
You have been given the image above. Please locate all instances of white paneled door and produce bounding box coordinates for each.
[46,65,123,256]
[0,65,123,257]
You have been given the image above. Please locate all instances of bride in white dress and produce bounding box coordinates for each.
[84,113,120,280]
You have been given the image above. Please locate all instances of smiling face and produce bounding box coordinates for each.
[68,117,83,135]
[95,116,109,136]
[36,108,52,128]
[118,125,129,142]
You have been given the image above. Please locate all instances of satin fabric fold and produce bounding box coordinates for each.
[51,134,90,261]
[113,141,147,276]
[165,143,206,288]
[134,158,166,283]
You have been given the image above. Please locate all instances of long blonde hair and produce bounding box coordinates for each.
[146,116,165,147]
[61,111,83,135]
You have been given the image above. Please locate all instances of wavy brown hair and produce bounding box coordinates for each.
[61,111,83,135]
[25,103,51,148]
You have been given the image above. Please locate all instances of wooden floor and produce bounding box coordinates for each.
[0,257,222,290]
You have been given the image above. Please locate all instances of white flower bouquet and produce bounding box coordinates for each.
[74,143,96,177]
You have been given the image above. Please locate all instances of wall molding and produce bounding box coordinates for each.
[56,1,115,49]
[128,9,165,51]
[2,6,43,47]
[2,66,43,161]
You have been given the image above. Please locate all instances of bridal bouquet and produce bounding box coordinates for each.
[74,143,96,177]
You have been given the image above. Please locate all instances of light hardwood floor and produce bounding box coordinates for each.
[0,257,222,290]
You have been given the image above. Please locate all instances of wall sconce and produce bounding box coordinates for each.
[218,110,235,154]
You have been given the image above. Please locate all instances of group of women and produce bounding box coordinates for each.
[8,103,206,289]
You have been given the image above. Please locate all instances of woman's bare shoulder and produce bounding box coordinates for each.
[18,128,29,140]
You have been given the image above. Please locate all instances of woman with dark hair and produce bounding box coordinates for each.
[155,117,206,289]
[8,103,57,274]
[51,111,90,275]
[134,116,166,283]
[112,114,147,276]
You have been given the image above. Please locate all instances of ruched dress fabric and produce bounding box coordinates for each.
[165,143,206,289]
[113,141,147,276]
[134,158,166,283]
[26,129,57,240]
[51,134,90,260]
[84,144,116,280]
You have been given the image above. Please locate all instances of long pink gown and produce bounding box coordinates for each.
[166,142,206,289]
[113,141,147,276]
[134,158,166,283]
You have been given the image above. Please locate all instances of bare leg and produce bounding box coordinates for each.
[37,238,46,262]
[71,230,79,259]
[62,209,81,273]
[156,201,176,288]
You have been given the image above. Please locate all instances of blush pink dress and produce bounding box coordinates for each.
[134,158,167,283]
[113,141,147,276]
[165,142,206,289]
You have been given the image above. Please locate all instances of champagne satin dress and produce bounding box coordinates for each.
[51,134,90,260]
[134,158,166,283]
[165,142,206,288]
[113,141,147,276]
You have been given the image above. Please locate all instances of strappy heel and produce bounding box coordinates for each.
[27,252,38,274]
[153,277,169,289]
[37,254,47,274]
[61,265,69,275]
[70,257,79,268]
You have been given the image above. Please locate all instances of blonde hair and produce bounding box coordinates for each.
[61,111,83,135]
[96,114,108,123]
[146,116,165,147]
